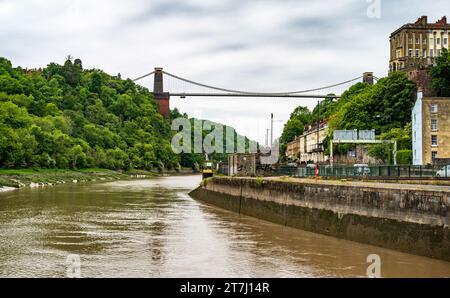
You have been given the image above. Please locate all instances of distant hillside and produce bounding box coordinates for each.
[0,57,252,170]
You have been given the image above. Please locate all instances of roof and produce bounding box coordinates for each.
[390,16,450,38]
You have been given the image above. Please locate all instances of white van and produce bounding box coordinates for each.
[436,165,450,177]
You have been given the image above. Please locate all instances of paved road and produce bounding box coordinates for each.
[257,177,450,192]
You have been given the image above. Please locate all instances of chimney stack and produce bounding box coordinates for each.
[415,16,428,25]
[436,16,447,26]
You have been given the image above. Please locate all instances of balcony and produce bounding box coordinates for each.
[307,143,324,153]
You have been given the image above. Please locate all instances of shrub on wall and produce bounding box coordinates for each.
[397,150,412,165]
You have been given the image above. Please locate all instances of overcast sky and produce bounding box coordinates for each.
[0,0,448,143]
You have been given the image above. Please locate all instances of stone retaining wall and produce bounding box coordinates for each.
[189,177,450,261]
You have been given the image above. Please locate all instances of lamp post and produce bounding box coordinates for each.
[268,115,283,147]
[271,113,274,147]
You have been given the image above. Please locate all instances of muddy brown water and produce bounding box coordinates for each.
[0,175,449,277]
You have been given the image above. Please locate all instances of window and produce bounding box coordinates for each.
[423,49,427,58]
[437,49,441,56]
[445,38,448,46]
[430,49,434,58]
[432,135,438,147]
[430,37,434,44]
[416,38,419,44]
[432,151,438,160]
[409,49,413,57]
[431,103,438,113]
[416,49,420,57]
[431,119,438,131]
[437,38,441,45]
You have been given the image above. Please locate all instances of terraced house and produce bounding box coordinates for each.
[285,121,329,164]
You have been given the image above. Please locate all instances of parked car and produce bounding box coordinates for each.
[436,165,450,177]
[286,162,298,168]
[306,163,317,169]
[354,164,371,175]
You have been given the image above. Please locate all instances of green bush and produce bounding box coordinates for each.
[396,150,412,165]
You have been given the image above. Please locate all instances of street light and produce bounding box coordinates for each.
[268,114,284,147]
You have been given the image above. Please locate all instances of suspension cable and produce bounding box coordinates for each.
[162,70,363,95]
[133,69,365,95]
[132,71,155,82]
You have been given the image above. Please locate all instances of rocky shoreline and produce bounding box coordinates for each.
[0,168,196,192]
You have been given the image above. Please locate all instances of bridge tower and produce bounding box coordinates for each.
[153,67,170,118]
[363,72,374,85]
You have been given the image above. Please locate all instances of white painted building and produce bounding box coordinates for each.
[412,92,423,165]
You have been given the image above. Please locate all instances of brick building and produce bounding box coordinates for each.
[389,16,450,96]
[228,154,256,176]
[412,92,450,165]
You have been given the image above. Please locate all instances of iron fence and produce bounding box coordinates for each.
[274,164,450,179]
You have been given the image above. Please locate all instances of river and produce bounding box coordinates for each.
[0,175,449,277]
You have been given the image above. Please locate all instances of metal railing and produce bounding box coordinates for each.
[274,165,450,179]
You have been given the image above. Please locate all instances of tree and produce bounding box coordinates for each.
[90,72,103,94]
[279,106,311,160]
[430,48,450,96]
[109,94,140,121]
[0,101,31,128]
[0,57,13,75]
[329,73,416,134]
[280,106,311,144]
[0,55,241,171]
[68,145,87,169]
[62,57,81,86]
[368,123,412,164]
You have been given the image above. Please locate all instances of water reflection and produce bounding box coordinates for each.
[0,175,449,277]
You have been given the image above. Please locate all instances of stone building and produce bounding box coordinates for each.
[389,16,450,96]
[412,92,450,165]
[285,121,329,164]
[228,154,256,176]
[285,136,301,160]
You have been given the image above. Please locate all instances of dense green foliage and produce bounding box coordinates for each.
[281,72,417,163]
[279,95,337,156]
[329,72,416,133]
[0,57,254,171]
[367,124,412,164]
[430,48,450,96]
[396,150,413,165]
[0,56,181,170]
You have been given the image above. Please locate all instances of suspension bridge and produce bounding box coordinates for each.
[133,68,379,117]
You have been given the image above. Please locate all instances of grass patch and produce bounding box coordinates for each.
[255,176,265,186]
[201,177,213,187]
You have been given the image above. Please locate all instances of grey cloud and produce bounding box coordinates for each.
[1,0,449,143]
